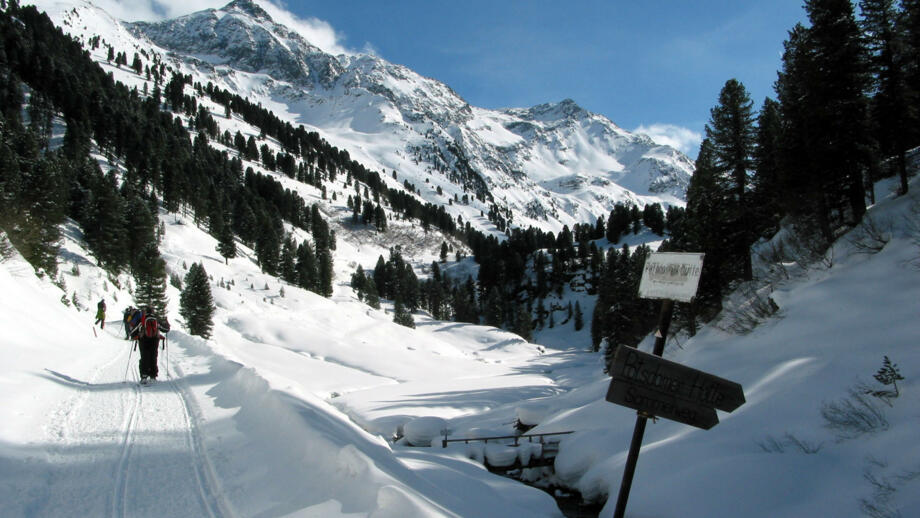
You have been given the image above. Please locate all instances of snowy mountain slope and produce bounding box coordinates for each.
[2,172,918,517]
[43,0,693,235]
[6,3,918,517]
[0,214,564,517]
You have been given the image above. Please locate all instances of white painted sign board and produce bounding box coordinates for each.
[638,252,704,303]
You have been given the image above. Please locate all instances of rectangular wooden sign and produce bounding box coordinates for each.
[607,347,746,414]
[638,252,704,303]
[606,378,719,429]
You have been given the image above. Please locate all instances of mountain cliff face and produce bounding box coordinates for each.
[53,0,694,233]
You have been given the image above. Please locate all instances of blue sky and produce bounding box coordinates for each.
[85,0,810,157]
[284,0,808,156]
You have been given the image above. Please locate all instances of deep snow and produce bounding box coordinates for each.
[1,2,918,516]
[2,176,919,517]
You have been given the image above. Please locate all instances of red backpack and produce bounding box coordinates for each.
[143,316,159,338]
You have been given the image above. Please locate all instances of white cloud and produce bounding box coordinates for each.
[633,123,702,157]
[259,1,351,55]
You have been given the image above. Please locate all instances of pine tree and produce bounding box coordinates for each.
[279,236,297,284]
[752,97,784,236]
[902,0,920,157]
[573,300,584,331]
[254,213,280,276]
[705,78,757,281]
[860,0,913,195]
[295,241,317,292]
[179,262,215,338]
[373,255,389,297]
[479,287,502,328]
[133,242,168,317]
[351,265,367,300]
[123,193,156,274]
[536,298,546,329]
[217,220,236,264]
[393,295,415,328]
[14,149,65,275]
[317,249,334,297]
[81,169,125,272]
[777,0,874,242]
[364,278,381,309]
[682,139,729,315]
[452,276,478,324]
[513,303,533,341]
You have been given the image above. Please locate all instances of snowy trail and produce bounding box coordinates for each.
[38,327,229,518]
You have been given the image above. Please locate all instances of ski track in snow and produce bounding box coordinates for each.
[45,325,229,518]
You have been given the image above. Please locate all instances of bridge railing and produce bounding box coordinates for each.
[441,430,574,449]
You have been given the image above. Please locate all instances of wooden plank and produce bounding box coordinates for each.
[606,377,719,430]
[609,347,745,413]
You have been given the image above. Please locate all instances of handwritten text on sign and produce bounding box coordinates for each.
[606,347,746,429]
[638,252,705,303]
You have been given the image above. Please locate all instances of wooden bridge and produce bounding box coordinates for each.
[441,431,573,474]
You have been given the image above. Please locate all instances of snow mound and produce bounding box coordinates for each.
[403,416,449,447]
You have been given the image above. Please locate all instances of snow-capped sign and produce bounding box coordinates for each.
[638,252,704,302]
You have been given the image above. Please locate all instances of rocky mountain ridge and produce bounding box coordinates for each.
[51,0,695,234]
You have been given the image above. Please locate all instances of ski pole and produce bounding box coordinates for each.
[123,341,135,382]
[161,334,169,379]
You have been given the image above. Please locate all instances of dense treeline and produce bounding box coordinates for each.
[173,45,680,342]
[13,1,901,366]
[348,198,676,342]
[0,3,334,305]
[197,79,468,237]
[666,0,920,331]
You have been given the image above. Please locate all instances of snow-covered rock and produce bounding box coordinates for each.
[402,416,449,447]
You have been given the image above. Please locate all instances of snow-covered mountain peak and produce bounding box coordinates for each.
[511,98,590,124]
[48,0,696,234]
[222,0,273,21]
[127,0,343,87]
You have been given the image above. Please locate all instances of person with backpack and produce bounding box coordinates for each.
[128,307,144,340]
[136,306,169,383]
[94,299,106,329]
[122,306,135,339]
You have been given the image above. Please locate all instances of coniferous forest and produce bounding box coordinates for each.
[664,0,919,340]
[1,0,919,371]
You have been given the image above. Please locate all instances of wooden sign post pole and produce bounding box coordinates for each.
[612,298,674,518]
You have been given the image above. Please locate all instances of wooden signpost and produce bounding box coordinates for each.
[607,252,745,518]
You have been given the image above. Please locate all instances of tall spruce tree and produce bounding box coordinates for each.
[902,0,920,156]
[860,0,913,195]
[364,278,381,309]
[179,262,215,338]
[317,249,334,297]
[513,303,533,341]
[683,139,730,316]
[123,193,156,274]
[133,242,169,317]
[216,220,236,264]
[776,24,819,226]
[573,300,584,331]
[752,97,784,237]
[15,148,65,275]
[295,241,317,292]
[777,0,874,243]
[705,78,757,282]
[392,295,415,328]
